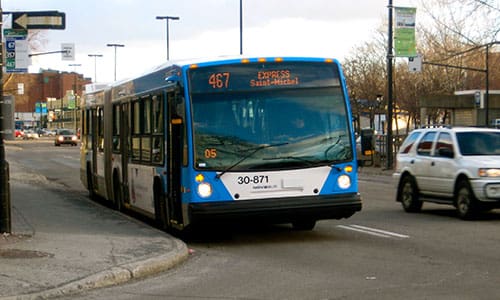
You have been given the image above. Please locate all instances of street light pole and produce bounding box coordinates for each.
[106,43,124,81]
[88,54,103,83]
[156,16,179,60]
[240,0,243,55]
[386,0,394,170]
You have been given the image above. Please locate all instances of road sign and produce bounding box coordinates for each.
[408,54,422,73]
[4,29,29,73]
[61,43,75,61]
[12,11,66,30]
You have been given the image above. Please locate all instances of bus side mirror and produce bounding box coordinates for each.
[165,75,180,84]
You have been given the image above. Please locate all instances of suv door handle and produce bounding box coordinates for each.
[431,161,435,166]
[410,159,415,164]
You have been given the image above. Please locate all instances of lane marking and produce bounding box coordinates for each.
[337,224,410,239]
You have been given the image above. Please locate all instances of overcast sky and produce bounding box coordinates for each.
[4,0,416,83]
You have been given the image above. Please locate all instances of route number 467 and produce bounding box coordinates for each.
[208,72,230,89]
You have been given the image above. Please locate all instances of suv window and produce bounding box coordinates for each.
[434,132,453,157]
[457,132,500,155]
[416,131,436,156]
[399,131,421,154]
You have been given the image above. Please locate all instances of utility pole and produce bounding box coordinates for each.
[386,0,394,170]
[0,0,12,234]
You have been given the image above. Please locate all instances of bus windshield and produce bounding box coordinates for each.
[189,62,352,171]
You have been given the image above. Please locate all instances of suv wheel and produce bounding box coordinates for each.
[398,175,422,213]
[455,180,477,220]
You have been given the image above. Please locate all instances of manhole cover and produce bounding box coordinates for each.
[0,249,54,259]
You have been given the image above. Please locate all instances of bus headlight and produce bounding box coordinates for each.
[337,175,351,189]
[197,182,213,198]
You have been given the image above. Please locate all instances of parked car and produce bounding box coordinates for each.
[393,126,500,219]
[15,129,25,138]
[23,129,40,139]
[54,129,78,146]
[38,128,56,136]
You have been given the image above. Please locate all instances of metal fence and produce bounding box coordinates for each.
[358,133,407,168]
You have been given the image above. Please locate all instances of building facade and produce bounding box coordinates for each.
[4,70,91,131]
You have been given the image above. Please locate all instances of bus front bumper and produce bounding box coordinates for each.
[188,193,362,225]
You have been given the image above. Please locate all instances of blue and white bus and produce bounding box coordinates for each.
[80,56,362,231]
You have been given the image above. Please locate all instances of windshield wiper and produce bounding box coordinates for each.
[262,156,341,171]
[215,142,289,179]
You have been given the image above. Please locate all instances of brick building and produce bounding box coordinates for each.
[4,70,91,130]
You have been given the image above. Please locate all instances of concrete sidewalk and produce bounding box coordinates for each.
[0,157,189,299]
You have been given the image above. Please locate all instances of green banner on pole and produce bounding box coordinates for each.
[68,95,76,109]
[394,7,417,57]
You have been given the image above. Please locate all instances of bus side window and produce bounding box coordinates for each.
[152,95,164,164]
[97,107,104,152]
[112,104,121,152]
[131,100,141,161]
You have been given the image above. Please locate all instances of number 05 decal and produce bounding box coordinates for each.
[204,148,217,158]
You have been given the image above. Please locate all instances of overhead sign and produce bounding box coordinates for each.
[4,29,30,73]
[12,11,66,30]
[61,43,75,61]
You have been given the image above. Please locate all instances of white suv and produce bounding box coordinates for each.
[393,126,500,219]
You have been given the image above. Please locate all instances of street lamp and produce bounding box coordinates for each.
[240,0,243,55]
[88,54,103,83]
[156,16,180,60]
[106,43,125,81]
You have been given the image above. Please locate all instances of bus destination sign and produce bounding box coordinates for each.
[189,62,340,93]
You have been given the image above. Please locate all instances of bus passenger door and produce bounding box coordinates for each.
[167,90,184,228]
[90,109,98,192]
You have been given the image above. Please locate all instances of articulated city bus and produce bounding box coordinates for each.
[80,56,361,231]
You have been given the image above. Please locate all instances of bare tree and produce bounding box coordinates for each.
[27,30,48,52]
[344,0,500,134]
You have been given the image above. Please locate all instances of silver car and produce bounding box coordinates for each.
[54,129,78,146]
[393,126,500,219]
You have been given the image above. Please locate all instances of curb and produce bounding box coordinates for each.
[0,240,189,300]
